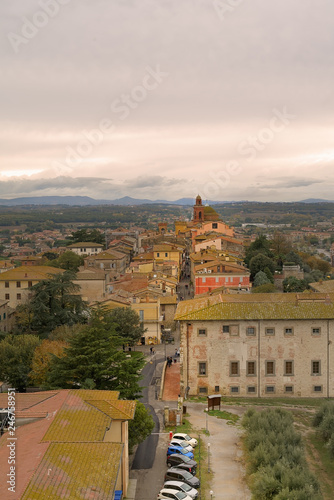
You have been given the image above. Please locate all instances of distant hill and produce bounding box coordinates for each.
[0,196,232,207]
[299,198,333,203]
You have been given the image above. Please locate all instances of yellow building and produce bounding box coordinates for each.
[0,265,63,308]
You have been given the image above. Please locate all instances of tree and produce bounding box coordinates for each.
[128,402,155,453]
[45,251,84,272]
[108,307,146,346]
[283,276,308,293]
[253,271,270,288]
[70,228,105,245]
[47,310,145,399]
[270,231,292,264]
[15,271,88,338]
[245,235,272,266]
[249,254,276,280]
[0,334,40,392]
[29,339,67,386]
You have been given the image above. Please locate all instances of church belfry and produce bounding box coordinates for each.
[193,195,204,222]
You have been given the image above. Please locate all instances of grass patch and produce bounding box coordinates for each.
[165,417,193,434]
[194,436,212,500]
[306,430,334,500]
[189,395,333,408]
[208,409,239,424]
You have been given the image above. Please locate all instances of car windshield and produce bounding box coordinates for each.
[184,435,192,441]
[182,455,190,462]
[182,471,192,480]
[176,492,187,500]
[182,483,191,492]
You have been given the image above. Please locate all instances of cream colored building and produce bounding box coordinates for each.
[0,265,63,308]
[175,292,334,398]
[67,241,104,256]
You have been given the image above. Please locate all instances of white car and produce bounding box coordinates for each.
[172,433,198,448]
[169,439,193,453]
[157,488,193,500]
[163,481,198,499]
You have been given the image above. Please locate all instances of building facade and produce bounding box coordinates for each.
[175,293,334,398]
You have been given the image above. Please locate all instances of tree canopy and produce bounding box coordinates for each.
[45,251,84,272]
[107,307,146,346]
[15,271,88,338]
[128,401,155,452]
[70,228,105,245]
[47,309,145,399]
[0,334,40,392]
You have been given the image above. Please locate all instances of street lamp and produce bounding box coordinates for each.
[210,491,214,499]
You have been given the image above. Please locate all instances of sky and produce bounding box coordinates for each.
[1,0,334,202]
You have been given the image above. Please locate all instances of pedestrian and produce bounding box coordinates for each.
[175,349,178,357]
[150,346,153,354]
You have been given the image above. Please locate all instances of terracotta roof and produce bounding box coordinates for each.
[75,269,106,280]
[174,293,334,321]
[309,280,334,293]
[160,295,177,304]
[21,442,123,500]
[42,392,111,443]
[0,265,63,281]
[67,242,104,248]
[87,250,126,260]
[86,399,136,420]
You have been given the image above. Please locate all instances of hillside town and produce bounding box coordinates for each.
[1,196,334,498]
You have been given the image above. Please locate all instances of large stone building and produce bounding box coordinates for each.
[175,292,334,398]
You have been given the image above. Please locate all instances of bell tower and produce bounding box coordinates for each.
[193,195,204,222]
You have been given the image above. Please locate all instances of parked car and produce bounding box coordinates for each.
[167,446,194,459]
[172,433,198,448]
[164,468,200,489]
[166,454,197,474]
[163,480,198,499]
[169,439,193,452]
[157,488,192,500]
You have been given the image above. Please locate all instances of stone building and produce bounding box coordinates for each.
[175,292,334,398]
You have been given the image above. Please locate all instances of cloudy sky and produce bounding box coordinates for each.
[1,0,334,202]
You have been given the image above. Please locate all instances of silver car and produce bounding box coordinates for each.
[163,480,198,499]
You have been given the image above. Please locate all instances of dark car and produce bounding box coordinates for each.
[166,454,197,474]
[164,468,200,489]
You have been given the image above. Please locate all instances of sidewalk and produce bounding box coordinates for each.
[162,361,180,401]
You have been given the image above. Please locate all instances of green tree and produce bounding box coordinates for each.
[249,254,276,279]
[47,310,145,399]
[0,334,40,391]
[108,307,146,346]
[15,271,88,338]
[283,276,308,293]
[245,234,272,266]
[253,271,270,288]
[128,401,155,452]
[46,251,84,272]
[70,228,105,245]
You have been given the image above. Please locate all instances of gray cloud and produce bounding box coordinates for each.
[257,178,323,190]
[124,175,184,189]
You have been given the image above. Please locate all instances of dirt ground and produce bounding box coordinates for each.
[185,402,252,500]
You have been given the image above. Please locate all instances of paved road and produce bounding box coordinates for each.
[132,356,162,470]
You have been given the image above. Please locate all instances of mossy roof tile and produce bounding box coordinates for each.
[21,442,123,500]
[175,293,334,321]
